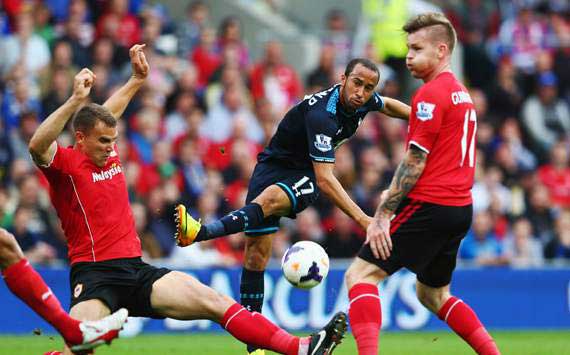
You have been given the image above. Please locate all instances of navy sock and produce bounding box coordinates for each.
[240,268,265,353]
[199,203,264,241]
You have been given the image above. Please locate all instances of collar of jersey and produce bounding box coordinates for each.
[326,85,340,115]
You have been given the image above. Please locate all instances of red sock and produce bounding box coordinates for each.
[2,259,82,344]
[221,303,303,355]
[438,296,500,355]
[348,283,381,355]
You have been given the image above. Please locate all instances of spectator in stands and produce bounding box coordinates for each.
[202,83,263,144]
[216,16,249,69]
[521,72,570,160]
[176,1,209,59]
[129,107,163,164]
[498,3,549,95]
[0,8,50,80]
[59,0,95,49]
[8,111,38,165]
[90,38,122,85]
[8,205,57,265]
[544,209,570,260]
[525,182,555,242]
[33,2,56,47]
[323,207,362,258]
[191,27,222,88]
[460,210,508,266]
[250,40,303,115]
[96,0,141,48]
[537,141,570,208]
[321,8,352,70]
[146,186,176,257]
[551,13,570,102]
[1,77,42,134]
[503,217,543,267]
[40,49,75,115]
[306,43,336,93]
[164,90,198,141]
[487,57,523,124]
[131,201,162,259]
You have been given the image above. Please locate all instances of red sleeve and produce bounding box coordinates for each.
[39,145,77,175]
[408,89,445,154]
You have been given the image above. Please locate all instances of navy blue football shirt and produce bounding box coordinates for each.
[258,84,385,169]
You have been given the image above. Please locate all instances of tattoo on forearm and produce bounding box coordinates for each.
[376,147,427,216]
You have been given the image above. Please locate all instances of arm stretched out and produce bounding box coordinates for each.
[28,68,95,166]
[313,161,372,231]
[380,96,410,120]
[103,44,149,119]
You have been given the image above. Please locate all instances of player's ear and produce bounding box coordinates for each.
[75,130,85,144]
[437,42,447,59]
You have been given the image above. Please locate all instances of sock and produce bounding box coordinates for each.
[222,303,303,355]
[348,283,381,355]
[438,296,500,355]
[240,268,265,353]
[2,259,82,344]
[199,203,264,241]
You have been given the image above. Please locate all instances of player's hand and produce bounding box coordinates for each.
[365,215,392,260]
[130,44,149,80]
[72,68,95,101]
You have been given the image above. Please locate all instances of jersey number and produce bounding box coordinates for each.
[460,109,477,167]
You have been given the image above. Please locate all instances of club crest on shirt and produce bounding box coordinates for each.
[416,101,436,121]
[74,283,83,298]
[314,134,332,152]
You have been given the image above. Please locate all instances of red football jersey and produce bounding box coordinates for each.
[406,72,476,206]
[40,145,141,264]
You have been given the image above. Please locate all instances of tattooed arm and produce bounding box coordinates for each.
[376,145,427,216]
[366,145,428,259]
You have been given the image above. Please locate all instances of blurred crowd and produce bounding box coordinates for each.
[0,0,569,269]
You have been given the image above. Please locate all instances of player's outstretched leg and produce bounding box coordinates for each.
[417,282,500,355]
[222,303,347,355]
[174,202,264,247]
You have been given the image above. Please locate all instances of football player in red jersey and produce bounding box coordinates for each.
[28,44,347,355]
[344,13,500,355]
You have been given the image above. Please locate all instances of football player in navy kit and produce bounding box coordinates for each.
[175,58,409,354]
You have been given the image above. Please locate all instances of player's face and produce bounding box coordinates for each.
[340,63,379,110]
[76,120,118,167]
[406,28,442,79]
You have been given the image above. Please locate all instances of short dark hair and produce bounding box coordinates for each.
[344,58,380,82]
[403,12,457,53]
[72,103,117,134]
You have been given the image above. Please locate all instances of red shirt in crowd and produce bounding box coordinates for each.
[537,164,570,207]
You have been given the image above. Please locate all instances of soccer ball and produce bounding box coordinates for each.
[281,241,329,289]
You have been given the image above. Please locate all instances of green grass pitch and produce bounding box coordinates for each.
[1,331,568,354]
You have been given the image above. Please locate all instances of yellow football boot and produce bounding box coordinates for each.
[174,204,202,247]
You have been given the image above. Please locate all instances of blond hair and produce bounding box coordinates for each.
[403,12,457,53]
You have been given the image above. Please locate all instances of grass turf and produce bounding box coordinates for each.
[1,331,568,354]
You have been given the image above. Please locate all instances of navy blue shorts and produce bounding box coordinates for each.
[358,198,472,288]
[245,161,320,236]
